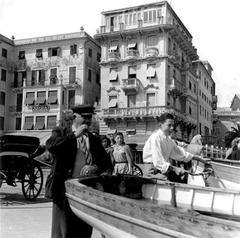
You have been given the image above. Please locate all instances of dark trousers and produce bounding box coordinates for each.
[52,198,92,238]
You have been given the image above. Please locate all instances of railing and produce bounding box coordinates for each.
[11,82,23,88]
[9,105,22,113]
[103,106,185,119]
[145,47,159,58]
[108,51,120,61]
[168,77,186,96]
[126,49,139,58]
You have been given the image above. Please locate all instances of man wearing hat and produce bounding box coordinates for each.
[71,104,113,177]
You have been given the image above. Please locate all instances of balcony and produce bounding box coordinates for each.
[16,59,27,71]
[126,49,139,61]
[102,106,185,120]
[121,78,140,94]
[168,78,186,97]
[107,51,120,63]
[145,47,159,59]
[9,105,22,115]
[168,50,181,65]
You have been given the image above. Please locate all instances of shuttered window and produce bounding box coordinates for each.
[25,92,35,105]
[147,64,156,78]
[47,116,57,129]
[109,68,118,81]
[47,90,58,104]
[36,91,46,105]
[35,116,45,130]
[23,116,34,130]
[69,66,76,83]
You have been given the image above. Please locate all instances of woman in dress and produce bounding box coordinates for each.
[112,132,133,175]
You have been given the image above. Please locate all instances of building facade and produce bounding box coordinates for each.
[1,29,101,134]
[95,1,216,143]
[213,94,240,147]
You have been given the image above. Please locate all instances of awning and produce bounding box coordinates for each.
[147,67,156,78]
[110,69,118,81]
[47,96,58,104]
[23,122,33,130]
[35,117,45,130]
[108,98,117,108]
[36,97,46,105]
[25,97,35,105]
[109,45,118,51]
[127,43,137,49]
[47,116,57,129]
[129,66,136,74]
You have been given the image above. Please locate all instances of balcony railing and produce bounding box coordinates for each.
[145,47,159,58]
[16,59,27,71]
[103,106,185,119]
[121,78,140,94]
[11,82,23,88]
[9,105,22,113]
[168,78,186,96]
[108,51,120,62]
[126,49,139,59]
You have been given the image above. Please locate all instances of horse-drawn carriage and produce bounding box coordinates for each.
[0,134,45,200]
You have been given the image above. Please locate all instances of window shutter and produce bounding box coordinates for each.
[48,48,52,57]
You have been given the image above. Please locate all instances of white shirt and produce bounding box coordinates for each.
[143,129,193,173]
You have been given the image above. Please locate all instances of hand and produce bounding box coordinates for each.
[172,166,186,176]
[80,165,98,175]
[74,124,88,138]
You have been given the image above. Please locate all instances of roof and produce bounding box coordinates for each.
[5,130,52,146]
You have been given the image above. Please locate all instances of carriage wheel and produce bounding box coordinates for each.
[132,164,143,177]
[22,163,43,200]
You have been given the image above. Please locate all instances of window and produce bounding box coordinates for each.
[189,106,192,115]
[109,42,119,52]
[68,90,75,108]
[147,64,156,78]
[109,68,118,81]
[50,68,57,84]
[48,47,61,57]
[19,51,25,60]
[70,44,77,55]
[143,9,157,23]
[1,69,6,81]
[88,48,92,57]
[31,71,37,86]
[36,91,46,105]
[128,94,136,107]
[47,116,57,129]
[0,91,5,105]
[38,69,45,85]
[127,43,137,50]
[2,48,7,58]
[47,90,58,104]
[69,66,76,83]
[96,73,100,84]
[147,93,155,107]
[35,116,45,130]
[25,92,35,105]
[108,96,117,108]
[15,118,21,130]
[128,66,136,78]
[0,117,4,130]
[189,81,192,90]
[23,116,34,130]
[88,69,92,82]
[16,94,22,112]
[97,53,101,62]
[36,49,43,58]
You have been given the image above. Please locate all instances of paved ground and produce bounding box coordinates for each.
[0,168,103,238]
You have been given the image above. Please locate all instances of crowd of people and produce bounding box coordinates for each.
[42,104,240,238]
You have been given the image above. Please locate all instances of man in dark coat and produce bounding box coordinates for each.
[71,105,113,177]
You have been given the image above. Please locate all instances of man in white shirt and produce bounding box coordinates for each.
[143,113,209,183]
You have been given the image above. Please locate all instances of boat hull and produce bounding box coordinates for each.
[65,176,240,238]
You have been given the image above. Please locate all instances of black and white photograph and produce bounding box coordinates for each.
[0,0,240,237]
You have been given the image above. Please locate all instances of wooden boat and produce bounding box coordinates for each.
[212,158,240,167]
[65,175,240,238]
[209,161,240,190]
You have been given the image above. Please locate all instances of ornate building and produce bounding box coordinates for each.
[1,28,100,136]
[95,1,217,144]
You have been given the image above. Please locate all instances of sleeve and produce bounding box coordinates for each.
[170,142,193,163]
[151,135,171,174]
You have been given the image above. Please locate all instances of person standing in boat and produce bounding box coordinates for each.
[112,132,133,175]
[71,105,113,177]
[143,113,209,183]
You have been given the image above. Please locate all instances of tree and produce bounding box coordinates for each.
[224,123,240,147]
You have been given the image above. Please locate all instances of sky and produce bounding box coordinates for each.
[1,0,239,107]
